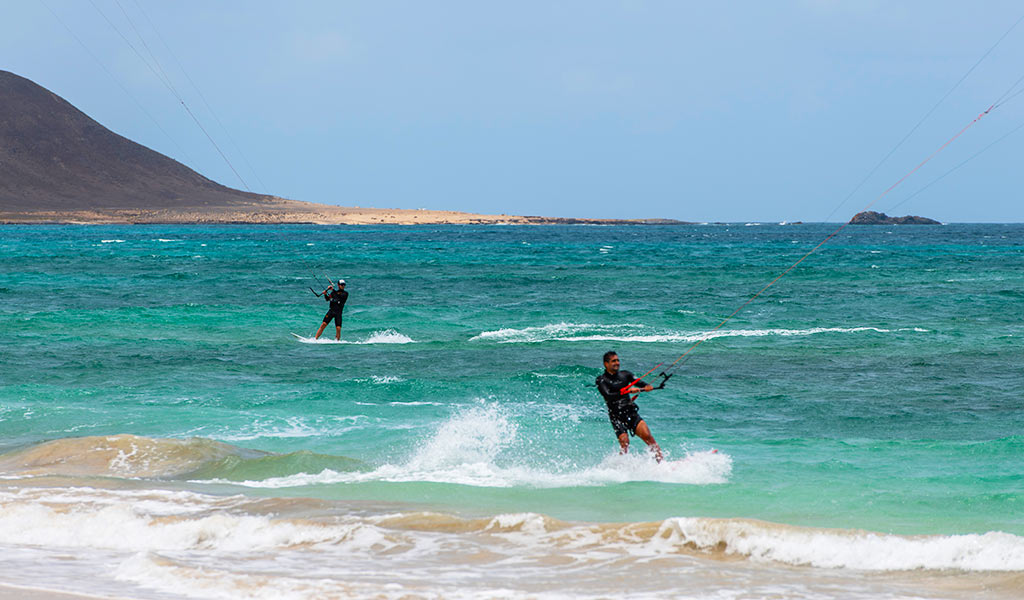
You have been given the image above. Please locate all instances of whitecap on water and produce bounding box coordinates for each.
[291,329,415,345]
[212,402,731,489]
[470,322,910,344]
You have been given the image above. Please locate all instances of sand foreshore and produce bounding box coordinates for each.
[1,198,684,226]
[0,584,116,600]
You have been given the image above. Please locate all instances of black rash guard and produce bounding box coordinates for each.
[325,289,348,312]
[595,369,647,415]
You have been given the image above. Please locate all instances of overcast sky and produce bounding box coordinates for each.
[4,1,1023,221]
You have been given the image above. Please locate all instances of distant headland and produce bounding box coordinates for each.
[849,211,941,225]
[0,70,688,226]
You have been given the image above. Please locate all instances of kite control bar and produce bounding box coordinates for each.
[618,369,672,395]
[306,268,337,297]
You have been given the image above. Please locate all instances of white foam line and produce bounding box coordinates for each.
[653,518,1024,572]
[3,487,1022,575]
[293,329,415,345]
[0,488,393,554]
[201,450,732,490]
[472,324,904,344]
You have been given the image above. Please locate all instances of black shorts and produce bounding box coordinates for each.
[609,407,643,437]
[322,310,343,326]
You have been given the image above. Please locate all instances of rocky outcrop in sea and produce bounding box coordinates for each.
[849,211,941,225]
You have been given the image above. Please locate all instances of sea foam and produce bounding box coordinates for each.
[205,403,732,489]
[293,328,414,345]
[0,488,394,553]
[651,517,1024,571]
[470,322,905,344]
[4,485,1022,574]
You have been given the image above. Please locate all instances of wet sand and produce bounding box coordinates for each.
[0,584,123,600]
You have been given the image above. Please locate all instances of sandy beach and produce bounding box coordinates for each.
[0,197,683,226]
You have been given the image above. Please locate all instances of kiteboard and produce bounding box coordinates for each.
[291,333,343,344]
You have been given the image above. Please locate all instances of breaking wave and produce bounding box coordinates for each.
[651,517,1024,571]
[0,434,362,481]
[0,486,1021,573]
[198,403,732,489]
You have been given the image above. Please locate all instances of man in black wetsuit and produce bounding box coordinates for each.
[596,351,663,461]
[315,279,348,340]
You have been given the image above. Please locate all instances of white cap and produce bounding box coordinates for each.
[338,279,346,285]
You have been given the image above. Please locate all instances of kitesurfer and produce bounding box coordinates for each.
[596,351,663,461]
[315,279,348,340]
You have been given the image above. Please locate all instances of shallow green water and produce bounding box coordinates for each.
[2,223,1022,536]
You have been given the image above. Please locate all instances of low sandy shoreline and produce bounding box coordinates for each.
[1,198,685,226]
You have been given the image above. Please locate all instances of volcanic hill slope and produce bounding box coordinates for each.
[0,69,277,212]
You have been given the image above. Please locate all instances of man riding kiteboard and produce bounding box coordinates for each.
[595,350,663,461]
[314,279,348,340]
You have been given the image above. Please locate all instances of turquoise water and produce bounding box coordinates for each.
[1,223,1023,597]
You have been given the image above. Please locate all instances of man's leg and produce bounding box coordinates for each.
[314,321,328,339]
[617,432,630,454]
[334,325,341,341]
[634,420,663,462]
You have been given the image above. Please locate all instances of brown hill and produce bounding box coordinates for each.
[0,69,275,211]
